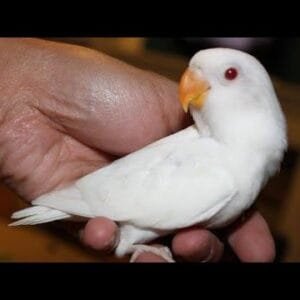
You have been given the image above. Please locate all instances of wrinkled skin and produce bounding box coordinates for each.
[0,39,275,262]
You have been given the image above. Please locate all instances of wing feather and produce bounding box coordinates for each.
[74,126,237,230]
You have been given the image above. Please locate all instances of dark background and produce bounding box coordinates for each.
[146,38,300,83]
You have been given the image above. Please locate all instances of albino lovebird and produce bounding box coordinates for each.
[10,48,287,262]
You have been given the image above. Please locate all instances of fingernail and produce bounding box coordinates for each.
[200,244,214,263]
[99,228,119,252]
[201,239,224,263]
[111,228,120,250]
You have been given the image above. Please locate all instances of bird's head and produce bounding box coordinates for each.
[179,48,287,173]
[180,48,280,116]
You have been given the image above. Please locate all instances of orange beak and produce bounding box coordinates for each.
[179,68,210,113]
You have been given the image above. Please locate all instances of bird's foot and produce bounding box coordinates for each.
[130,244,175,263]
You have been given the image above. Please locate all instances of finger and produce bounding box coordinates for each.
[80,217,119,252]
[227,210,276,262]
[172,227,224,262]
[26,39,192,155]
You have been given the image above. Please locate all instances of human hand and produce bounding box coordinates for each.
[0,38,275,262]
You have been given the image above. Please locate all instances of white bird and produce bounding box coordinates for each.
[9,48,287,262]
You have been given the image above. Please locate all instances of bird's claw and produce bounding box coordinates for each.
[130,244,175,263]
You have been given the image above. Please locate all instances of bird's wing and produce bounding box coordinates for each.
[77,125,237,230]
[33,126,237,230]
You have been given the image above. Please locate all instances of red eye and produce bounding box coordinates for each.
[225,67,238,80]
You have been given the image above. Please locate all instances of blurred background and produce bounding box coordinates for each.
[0,37,300,262]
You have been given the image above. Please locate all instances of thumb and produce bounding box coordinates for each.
[0,38,191,200]
[30,39,192,155]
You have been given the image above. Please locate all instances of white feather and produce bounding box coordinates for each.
[9,206,70,226]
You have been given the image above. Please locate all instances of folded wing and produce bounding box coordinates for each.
[32,126,237,230]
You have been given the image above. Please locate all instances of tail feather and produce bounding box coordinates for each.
[10,184,92,227]
[11,206,50,219]
[9,206,71,226]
